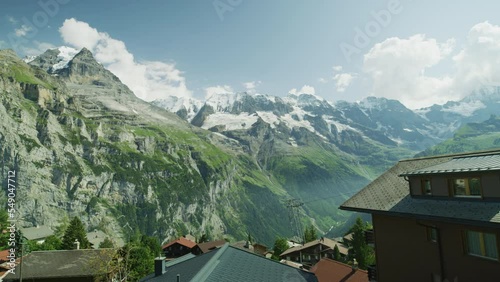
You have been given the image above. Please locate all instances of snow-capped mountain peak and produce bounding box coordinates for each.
[205,92,243,112]
[22,55,37,63]
[26,46,80,74]
[152,96,203,121]
[51,46,80,71]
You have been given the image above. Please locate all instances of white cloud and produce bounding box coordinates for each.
[243,81,261,93]
[362,22,500,109]
[332,65,343,72]
[59,18,191,101]
[205,85,233,100]
[333,73,356,92]
[332,66,356,92]
[451,21,500,95]
[15,25,32,37]
[289,85,315,95]
[317,77,328,83]
[363,34,456,109]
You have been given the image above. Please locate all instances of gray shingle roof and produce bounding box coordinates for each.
[3,249,116,281]
[20,226,53,241]
[400,153,500,176]
[340,150,500,226]
[141,243,318,282]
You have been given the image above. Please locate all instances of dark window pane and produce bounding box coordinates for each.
[469,178,481,196]
[453,179,466,195]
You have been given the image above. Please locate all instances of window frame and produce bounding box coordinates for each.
[462,230,500,261]
[448,176,483,198]
[426,227,438,243]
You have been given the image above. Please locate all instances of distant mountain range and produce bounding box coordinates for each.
[153,85,500,153]
[1,45,499,246]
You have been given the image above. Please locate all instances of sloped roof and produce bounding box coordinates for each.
[340,150,500,226]
[20,226,53,241]
[400,153,500,176]
[311,258,368,282]
[280,237,348,257]
[3,249,116,280]
[162,237,197,250]
[141,243,318,282]
[194,239,227,253]
[0,250,9,263]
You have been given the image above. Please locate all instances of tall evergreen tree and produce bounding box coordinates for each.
[333,244,341,261]
[61,216,91,249]
[304,224,317,243]
[347,217,375,269]
[99,237,115,249]
[272,237,289,260]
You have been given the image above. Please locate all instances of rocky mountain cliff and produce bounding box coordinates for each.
[155,84,500,153]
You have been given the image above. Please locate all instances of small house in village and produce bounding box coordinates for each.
[161,236,197,259]
[280,237,348,268]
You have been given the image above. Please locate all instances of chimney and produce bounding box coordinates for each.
[74,239,80,250]
[154,257,166,277]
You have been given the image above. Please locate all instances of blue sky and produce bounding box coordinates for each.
[2,0,500,108]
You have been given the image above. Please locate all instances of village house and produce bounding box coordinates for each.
[161,236,197,259]
[341,150,500,282]
[19,226,53,244]
[191,239,227,255]
[280,237,348,268]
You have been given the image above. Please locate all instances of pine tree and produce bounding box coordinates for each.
[304,224,317,243]
[272,237,289,260]
[333,244,341,261]
[348,217,375,269]
[61,217,91,249]
[99,237,115,249]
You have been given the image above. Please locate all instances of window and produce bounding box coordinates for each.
[464,230,499,260]
[422,179,432,195]
[427,227,437,243]
[449,177,481,197]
